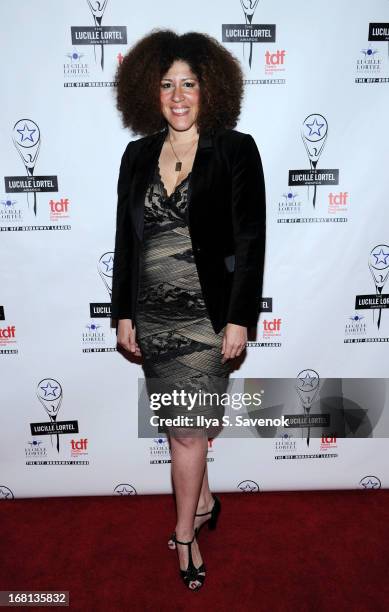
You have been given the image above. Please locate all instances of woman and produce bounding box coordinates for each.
[111,29,266,591]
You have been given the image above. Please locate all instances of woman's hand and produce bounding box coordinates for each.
[221,323,247,363]
[117,319,142,357]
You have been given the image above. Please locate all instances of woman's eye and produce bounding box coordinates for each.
[160,82,196,89]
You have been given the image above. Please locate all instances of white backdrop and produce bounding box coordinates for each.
[1,0,389,499]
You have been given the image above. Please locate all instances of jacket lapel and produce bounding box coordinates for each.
[130,128,166,242]
[130,126,214,242]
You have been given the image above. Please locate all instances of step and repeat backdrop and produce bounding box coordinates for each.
[1,0,389,499]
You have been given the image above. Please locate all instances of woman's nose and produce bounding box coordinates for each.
[172,85,184,102]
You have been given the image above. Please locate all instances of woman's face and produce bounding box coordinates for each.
[160,59,200,132]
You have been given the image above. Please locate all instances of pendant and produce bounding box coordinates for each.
[175,161,182,172]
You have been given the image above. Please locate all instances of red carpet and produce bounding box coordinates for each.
[1,490,388,611]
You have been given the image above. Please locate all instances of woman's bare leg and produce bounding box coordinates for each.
[167,440,217,549]
[198,460,213,506]
[169,429,208,588]
[195,461,215,522]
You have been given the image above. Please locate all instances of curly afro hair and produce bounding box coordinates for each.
[114,28,244,136]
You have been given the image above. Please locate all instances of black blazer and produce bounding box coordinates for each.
[111,125,266,335]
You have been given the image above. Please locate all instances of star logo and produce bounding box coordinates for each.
[102,255,114,273]
[305,118,325,137]
[298,372,317,389]
[39,381,59,398]
[17,122,37,144]
[372,247,389,266]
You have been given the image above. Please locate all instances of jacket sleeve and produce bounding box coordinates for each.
[226,133,266,328]
[111,143,134,322]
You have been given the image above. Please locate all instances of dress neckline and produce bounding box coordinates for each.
[156,162,192,200]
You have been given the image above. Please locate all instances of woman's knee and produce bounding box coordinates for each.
[168,428,207,447]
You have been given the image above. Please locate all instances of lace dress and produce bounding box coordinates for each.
[135,161,233,435]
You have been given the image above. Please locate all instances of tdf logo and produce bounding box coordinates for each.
[265,49,286,66]
[49,198,69,214]
[0,325,16,338]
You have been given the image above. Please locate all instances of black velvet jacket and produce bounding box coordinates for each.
[111,126,266,334]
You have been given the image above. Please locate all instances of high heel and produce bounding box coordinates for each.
[168,494,221,550]
[172,532,206,591]
[196,494,221,533]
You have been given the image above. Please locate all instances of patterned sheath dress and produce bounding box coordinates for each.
[134,160,234,437]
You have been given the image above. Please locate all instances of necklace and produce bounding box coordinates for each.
[168,132,198,172]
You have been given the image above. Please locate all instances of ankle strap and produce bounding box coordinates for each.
[174,532,195,546]
[195,496,216,517]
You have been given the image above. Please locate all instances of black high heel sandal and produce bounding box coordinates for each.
[168,494,221,550]
[172,532,206,591]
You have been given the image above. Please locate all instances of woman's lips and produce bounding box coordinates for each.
[171,107,190,116]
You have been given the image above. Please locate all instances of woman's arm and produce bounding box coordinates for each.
[226,133,266,328]
[111,143,142,355]
[111,142,134,324]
